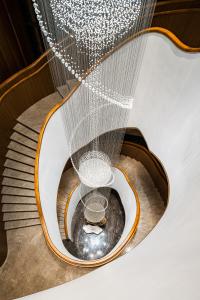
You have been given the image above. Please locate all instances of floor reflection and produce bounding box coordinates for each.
[63,188,125,260]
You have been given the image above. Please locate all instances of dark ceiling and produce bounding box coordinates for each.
[0,0,200,83]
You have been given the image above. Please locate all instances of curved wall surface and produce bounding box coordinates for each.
[30,32,200,299]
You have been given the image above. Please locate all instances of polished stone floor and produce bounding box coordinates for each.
[0,155,166,300]
[64,188,125,260]
[58,156,166,257]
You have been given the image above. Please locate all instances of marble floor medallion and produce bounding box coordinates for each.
[63,188,125,260]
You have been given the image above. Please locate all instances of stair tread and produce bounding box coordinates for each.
[17,92,62,133]
[1,195,36,204]
[10,132,37,150]
[3,168,34,182]
[57,168,78,240]
[4,159,34,174]
[6,150,35,166]
[2,203,37,212]
[14,123,38,142]
[8,141,36,158]
[2,177,34,189]
[4,218,40,230]
[1,186,35,197]
[3,211,39,221]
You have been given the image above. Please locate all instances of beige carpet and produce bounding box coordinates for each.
[0,155,166,300]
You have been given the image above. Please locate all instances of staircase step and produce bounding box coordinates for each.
[57,205,65,212]
[3,211,39,221]
[57,202,66,208]
[60,232,66,240]
[10,132,37,150]
[17,92,62,133]
[6,150,35,166]
[2,177,34,189]
[13,123,38,142]
[1,195,36,204]
[1,186,35,197]
[58,222,65,230]
[2,203,37,212]
[4,159,34,174]
[3,168,34,182]
[8,141,36,158]
[4,218,40,230]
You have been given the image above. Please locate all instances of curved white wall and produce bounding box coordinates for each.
[38,33,145,260]
[29,32,200,300]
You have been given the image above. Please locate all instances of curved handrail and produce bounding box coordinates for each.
[1,26,200,103]
[35,27,200,267]
[1,2,200,95]
[0,51,50,95]
[0,42,75,102]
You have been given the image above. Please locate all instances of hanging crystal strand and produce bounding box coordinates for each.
[33,0,156,223]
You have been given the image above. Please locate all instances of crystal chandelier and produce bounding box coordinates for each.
[33,0,141,74]
[33,0,156,223]
[33,0,142,91]
[49,0,141,52]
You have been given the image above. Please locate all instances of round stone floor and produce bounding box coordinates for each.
[63,188,125,260]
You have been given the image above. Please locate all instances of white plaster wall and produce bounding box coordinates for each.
[38,35,144,259]
[29,32,200,300]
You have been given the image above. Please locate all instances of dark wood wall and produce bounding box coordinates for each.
[0,0,44,83]
[153,0,200,47]
[0,0,200,84]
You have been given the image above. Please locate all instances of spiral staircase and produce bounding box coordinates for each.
[0,21,200,300]
[1,81,78,233]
